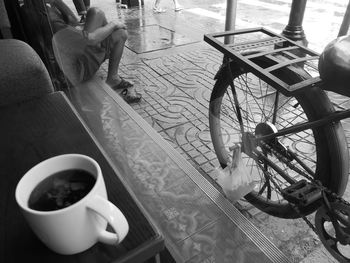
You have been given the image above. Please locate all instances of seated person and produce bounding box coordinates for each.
[47,0,141,103]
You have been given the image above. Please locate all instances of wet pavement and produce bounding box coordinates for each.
[66,0,350,262]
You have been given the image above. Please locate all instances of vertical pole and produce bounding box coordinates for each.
[224,0,238,44]
[281,0,308,46]
[338,0,350,37]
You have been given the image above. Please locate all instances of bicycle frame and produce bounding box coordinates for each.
[253,107,350,143]
[205,27,350,145]
[205,6,350,262]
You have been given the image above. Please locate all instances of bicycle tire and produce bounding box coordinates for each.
[209,59,349,219]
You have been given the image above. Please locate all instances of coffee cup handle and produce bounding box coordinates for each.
[87,195,129,245]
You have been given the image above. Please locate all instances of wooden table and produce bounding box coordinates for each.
[0,91,164,263]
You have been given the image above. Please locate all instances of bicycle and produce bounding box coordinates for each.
[204,27,350,262]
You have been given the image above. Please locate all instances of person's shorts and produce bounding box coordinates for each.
[52,26,111,86]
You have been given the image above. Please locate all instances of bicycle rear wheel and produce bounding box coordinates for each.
[209,61,349,219]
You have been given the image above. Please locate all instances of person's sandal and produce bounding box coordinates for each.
[120,88,142,104]
[153,6,166,13]
[112,79,133,90]
[175,6,183,12]
[111,79,142,103]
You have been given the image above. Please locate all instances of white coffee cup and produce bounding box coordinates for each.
[15,154,129,255]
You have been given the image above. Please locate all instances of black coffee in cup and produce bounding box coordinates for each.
[28,169,95,211]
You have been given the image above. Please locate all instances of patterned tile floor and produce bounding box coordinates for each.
[128,47,221,178]
[62,0,350,262]
[98,44,337,262]
[67,79,289,263]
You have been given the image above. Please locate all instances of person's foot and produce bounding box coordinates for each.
[153,6,166,13]
[108,79,142,104]
[119,87,142,103]
[175,5,183,11]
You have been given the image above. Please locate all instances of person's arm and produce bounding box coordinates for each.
[48,0,79,26]
[84,22,126,46]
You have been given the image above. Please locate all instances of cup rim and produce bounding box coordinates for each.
[15,154,101,215]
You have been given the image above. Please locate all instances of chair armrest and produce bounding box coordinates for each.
[0,39,54,106]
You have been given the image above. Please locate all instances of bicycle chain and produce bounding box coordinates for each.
[257,140,350,234]
[254,148,319,233]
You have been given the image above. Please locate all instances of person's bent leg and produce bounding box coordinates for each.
[72,0,87,16]
[106,29,142,103]
[83,0,90,10]
[153,0,166,12]
[173,0,183,11]
[105,28,128,86]
[83,7,107,33]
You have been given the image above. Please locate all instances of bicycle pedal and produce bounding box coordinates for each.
[281,180,322,206]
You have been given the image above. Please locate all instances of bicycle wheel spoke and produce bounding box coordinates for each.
[258,177,271,198]
[237,75,269,125]
[235,77,258,130]
[209,58,347,218]
[255,159,285,201]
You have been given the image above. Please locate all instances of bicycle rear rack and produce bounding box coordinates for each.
[204,27,322,96]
